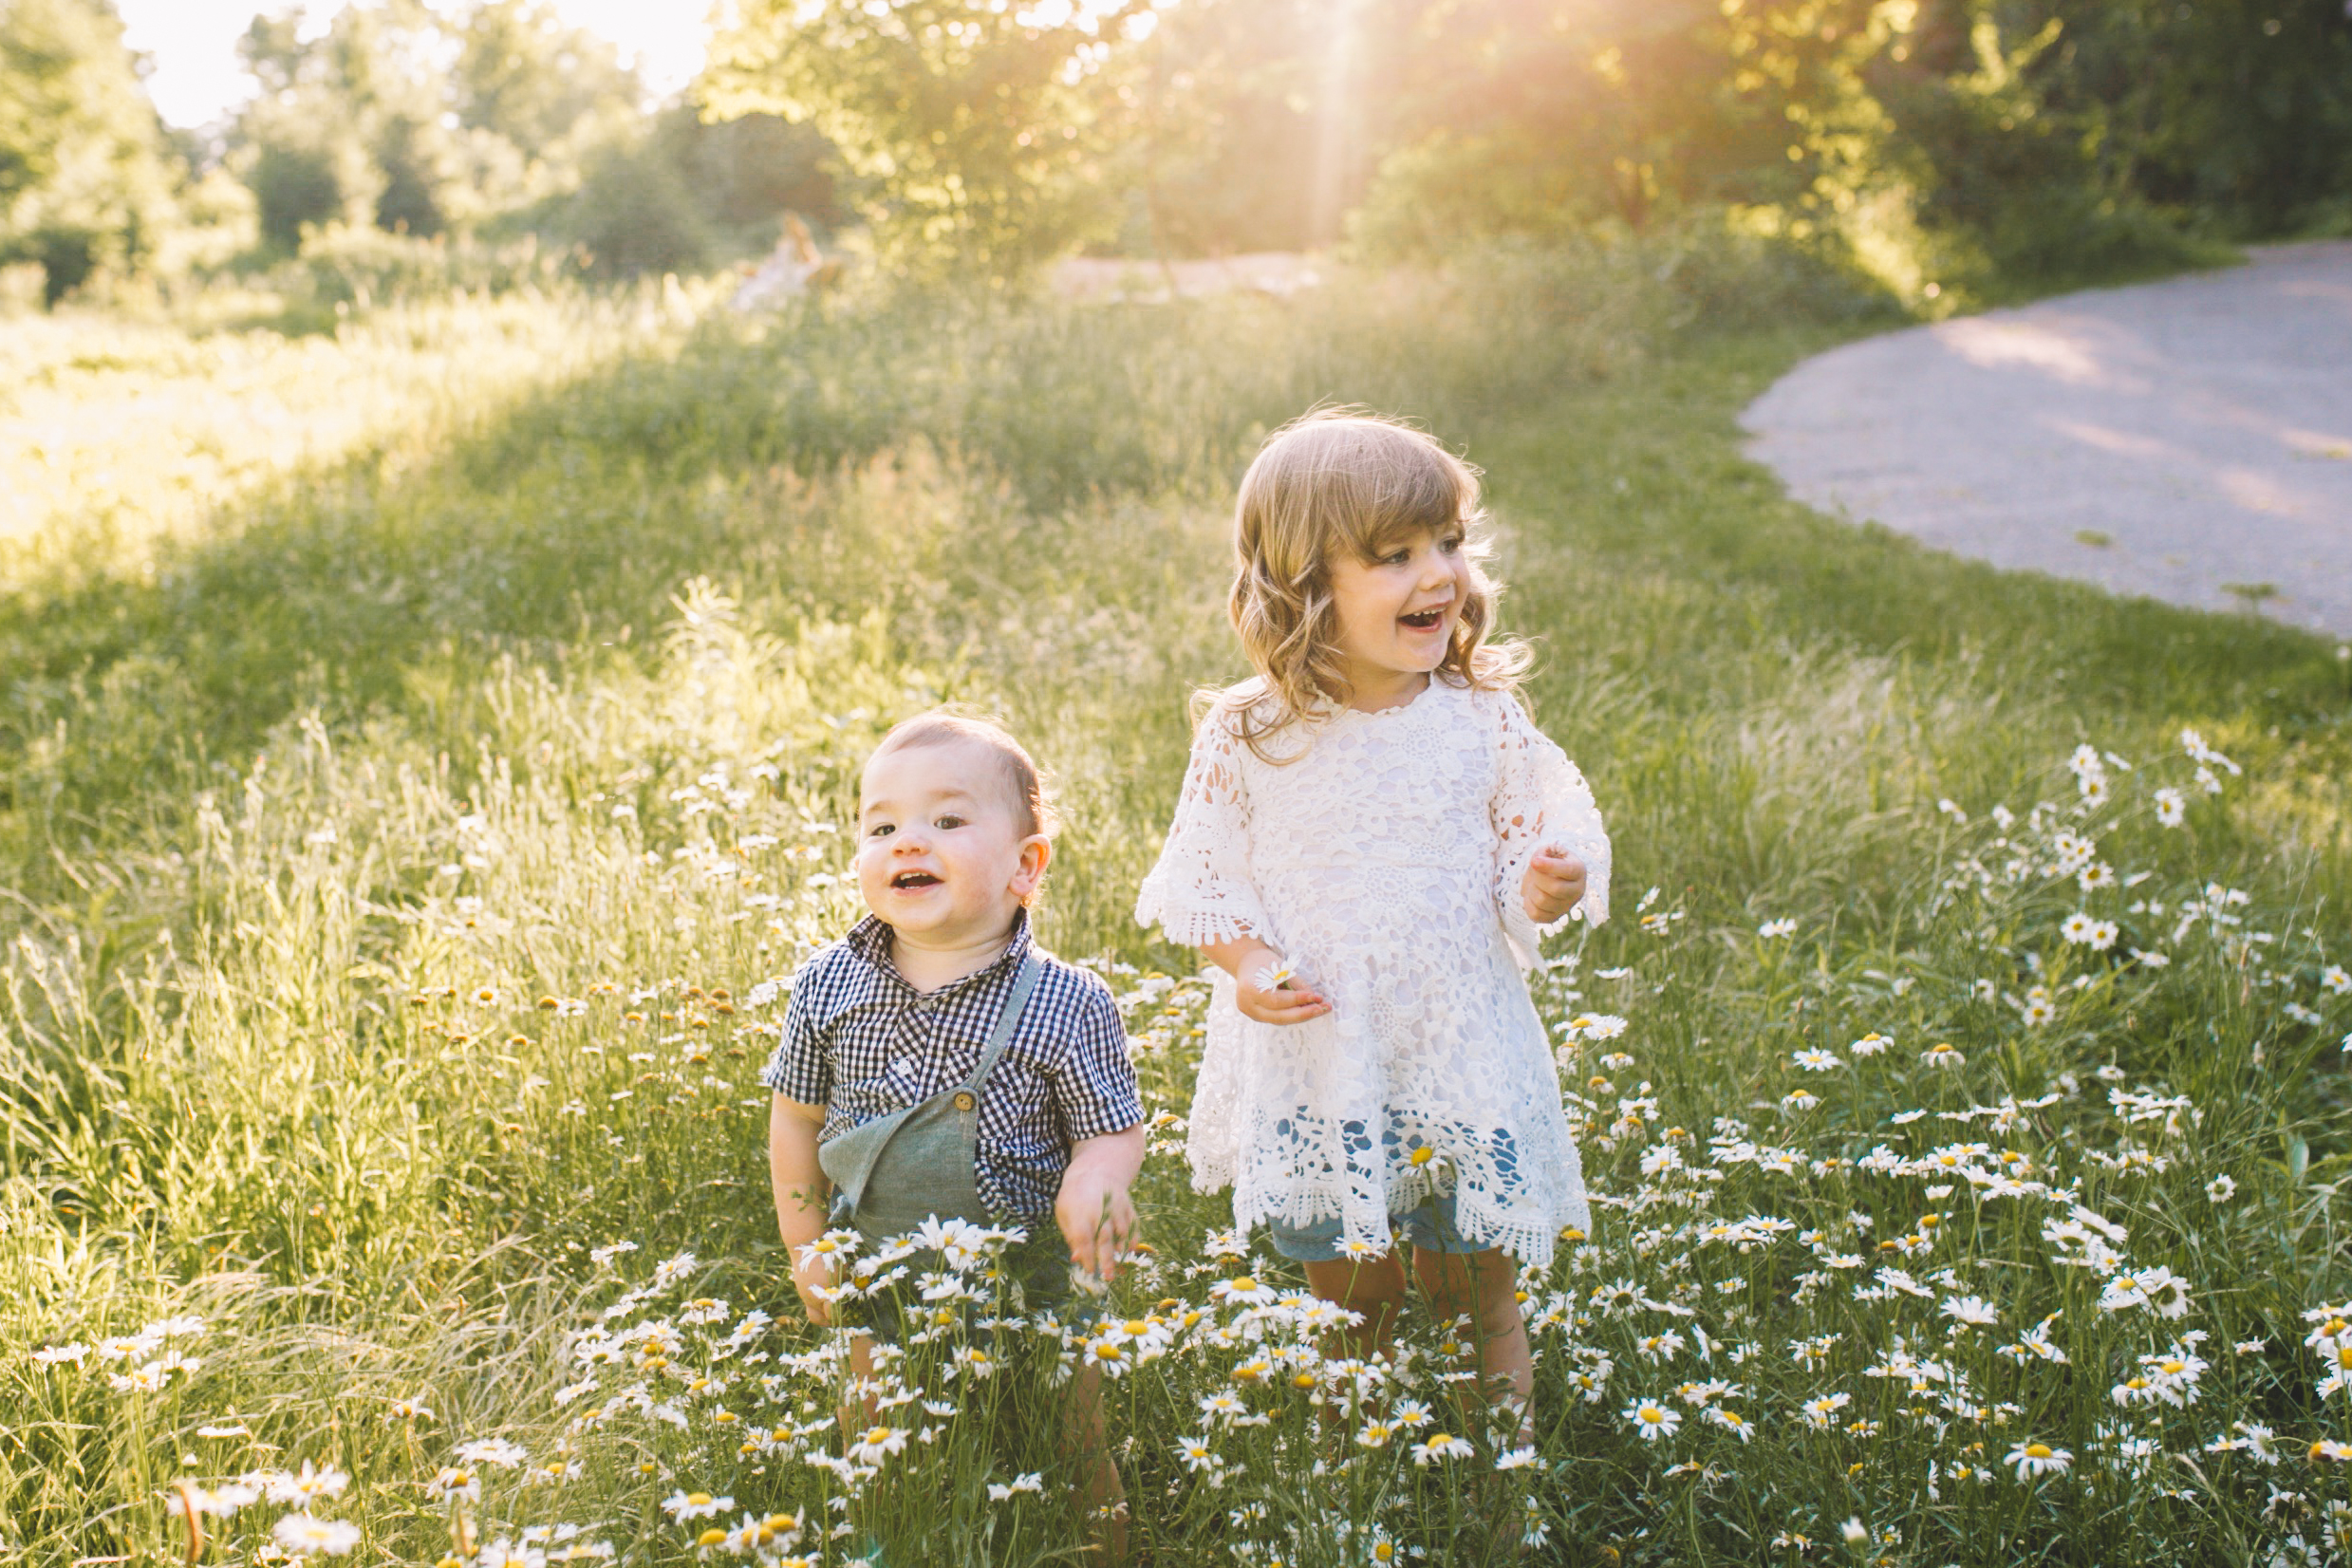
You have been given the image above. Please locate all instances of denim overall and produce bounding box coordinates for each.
[817,954,1069,1333]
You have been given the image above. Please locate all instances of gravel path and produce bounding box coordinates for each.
[1741,241,2352,639]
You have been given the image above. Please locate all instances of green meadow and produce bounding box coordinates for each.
[4,243,2350,1565]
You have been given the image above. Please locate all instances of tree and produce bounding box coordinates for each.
[704,0,1151,282]
[1116,0,1342,256]
[1337,0,1898,257]
[0,0,179,302]
[229,0,644,252]
[455,0,636,153]
[564,137,711,277]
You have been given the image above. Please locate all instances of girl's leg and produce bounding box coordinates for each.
[1302,1251,1410,1360]
[1413,1245,1533,1420]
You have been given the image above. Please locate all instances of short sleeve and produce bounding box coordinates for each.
[1133,698,1275,948]
[1487,691,1612,969]
[758,961,831,1104]
[1047,977,1145,1141]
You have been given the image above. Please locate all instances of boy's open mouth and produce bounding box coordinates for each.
[890,870,942,889]
[1399,608,1445,629]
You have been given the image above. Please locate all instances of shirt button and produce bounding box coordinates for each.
[953,1092,976,1111]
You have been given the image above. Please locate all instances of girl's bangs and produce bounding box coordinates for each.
[1345,467,1470,563]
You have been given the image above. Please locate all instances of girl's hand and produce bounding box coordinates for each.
[1201,936,1332,1025]
[1237,966,1332,1026]
[1522,845,1589,925]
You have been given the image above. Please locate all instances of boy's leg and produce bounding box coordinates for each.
[838,1330,882,1434]
[1063,1359,1129,1561]
[1412,1245,1533,1422]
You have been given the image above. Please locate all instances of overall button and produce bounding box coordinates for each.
[952,1091,976,1111]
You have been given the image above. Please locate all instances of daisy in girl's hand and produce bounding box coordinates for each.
[1225,944,1328,1026]
[1522,843,1590,924]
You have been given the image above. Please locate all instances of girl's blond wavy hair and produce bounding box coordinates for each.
[1215,408,1529,759]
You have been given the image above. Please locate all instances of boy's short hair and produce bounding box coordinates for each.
[865,709,1058,840]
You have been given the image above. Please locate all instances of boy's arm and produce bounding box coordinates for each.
[1055,1123,1146,1283]
[1051,977,1150,1281]
[769,1093,834,1324]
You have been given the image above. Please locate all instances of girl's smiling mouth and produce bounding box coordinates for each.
[1398,608,1446,629]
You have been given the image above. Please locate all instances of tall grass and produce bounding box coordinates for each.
[2,234,2348,1565]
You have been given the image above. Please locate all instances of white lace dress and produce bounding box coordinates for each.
[1134,676,1611,1266]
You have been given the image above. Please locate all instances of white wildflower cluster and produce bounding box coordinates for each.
[25,733,2343,1566]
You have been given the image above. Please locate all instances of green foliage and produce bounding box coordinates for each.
[705,0,1149,281]
[217,1,840,283]
[1114,0,1346,255]
[537,105,843,276]
[563,140,715,278]
[454,0,637,153]
[227,0,644,256]
[246,139,356,253]
[663,108,842,242]
[1175,0,2352,289]
[1866,2,2237,293]
[2017,0,2352,233]
[1353,0,1836,247]
[0,0,180,303]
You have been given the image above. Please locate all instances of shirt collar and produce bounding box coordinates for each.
[844,908,1034,995]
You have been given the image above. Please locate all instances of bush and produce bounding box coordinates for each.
[248,141,355,255]
[257,223,572,313]
[562,142,713,278]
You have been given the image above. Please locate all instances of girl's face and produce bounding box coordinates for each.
[1324,522,1472,704]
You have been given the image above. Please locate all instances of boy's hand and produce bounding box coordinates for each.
[1205,937,1331,1026]
[1057,1125,1146,1283]
[1521,845,1588,925]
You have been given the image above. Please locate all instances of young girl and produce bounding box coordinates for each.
[1135,409,1609,1422]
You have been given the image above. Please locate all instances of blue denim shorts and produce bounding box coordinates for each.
[1267,1186,1480,1262]
[1261,1121,1521,1262]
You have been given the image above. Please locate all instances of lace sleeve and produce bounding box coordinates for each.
[1134,700,1273,948]
[1487,690,1612,969]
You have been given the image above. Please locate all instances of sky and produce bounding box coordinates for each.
[114,1,715,129]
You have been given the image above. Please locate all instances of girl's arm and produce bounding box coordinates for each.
[1487,692,1612,968]
[1137,697,1278,946]
[768,1094,835,1324]
[1141,695,1326,1021]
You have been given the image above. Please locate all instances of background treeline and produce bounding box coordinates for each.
[7,0,2352,308]
[0,0,845,307]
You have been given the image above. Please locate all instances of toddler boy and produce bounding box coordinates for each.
[765,709,1145,1313]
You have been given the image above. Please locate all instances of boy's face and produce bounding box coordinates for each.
[855,737,1048,951]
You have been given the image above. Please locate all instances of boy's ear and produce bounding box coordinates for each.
[1011,834,1053,906]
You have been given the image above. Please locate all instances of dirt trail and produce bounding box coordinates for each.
[1742,242,2352,640]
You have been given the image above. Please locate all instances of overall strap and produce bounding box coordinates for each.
[962,951,1043,1098]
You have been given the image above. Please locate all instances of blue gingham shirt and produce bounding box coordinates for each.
[761,912,1142,1220]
